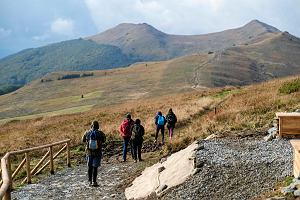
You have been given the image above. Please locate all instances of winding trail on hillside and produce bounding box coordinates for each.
[12,137,292,200]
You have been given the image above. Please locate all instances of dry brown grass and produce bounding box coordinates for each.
[1,75,299,158]
[0,89,221,156]
[197,76,300,137]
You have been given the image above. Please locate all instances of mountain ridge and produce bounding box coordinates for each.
[0,19,298,95]
[86,19,281,60]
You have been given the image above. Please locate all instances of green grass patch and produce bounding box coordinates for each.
[72,144,85,153]
[279,78,300,94]
[83,90,102,99]
[213,90,232,99]
[283,176,294,187]
[0,105,94,124]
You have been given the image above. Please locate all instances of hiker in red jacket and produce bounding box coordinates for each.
[119,113,134,162]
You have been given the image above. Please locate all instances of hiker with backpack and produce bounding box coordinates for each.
[131,119,145,162]
[166,108,177,143]
[82,120,106,187]
[119,113,134,162]
[154,111,166,145]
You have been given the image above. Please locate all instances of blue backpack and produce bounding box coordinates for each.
[157,115,165,125]
[88,130,98,150]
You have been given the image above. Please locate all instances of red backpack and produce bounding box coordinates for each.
[120,119,132,138]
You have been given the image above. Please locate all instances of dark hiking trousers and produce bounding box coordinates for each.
[132,140,143,161]
[87,154,101,183]
[155,125,165,144]
[88,166,98,183]
[122,138,130,161]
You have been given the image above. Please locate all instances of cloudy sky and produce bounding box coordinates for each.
[0,0,299,58]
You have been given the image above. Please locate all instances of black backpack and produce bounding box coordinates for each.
[167,114,175,124]
[131,124,143,141]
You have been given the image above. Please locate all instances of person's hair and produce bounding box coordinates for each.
[91,121,99,130]
[168,108,173,113]
[157,111,162,116]
[126,113,131,119]
[135,119,141,124]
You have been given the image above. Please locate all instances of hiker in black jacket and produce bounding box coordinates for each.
[131,119,145,162]
[166,108,177,143]
[154,111,166,145]
[82,121,106,187]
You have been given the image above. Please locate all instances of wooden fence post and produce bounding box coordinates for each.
[1,139,71,198]
[3,156,12,200]
[25,153,31,184]
[49,147,54,174]
[67,142,71,167]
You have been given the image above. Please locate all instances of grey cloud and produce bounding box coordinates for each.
[0,0,300,58]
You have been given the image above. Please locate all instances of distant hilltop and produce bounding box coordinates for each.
[1,19,300,95]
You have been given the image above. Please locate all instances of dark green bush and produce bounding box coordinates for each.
[59,74,81,80]
[80,72,94,77]
[0,84,22,95]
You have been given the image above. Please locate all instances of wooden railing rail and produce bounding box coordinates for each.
[0,139,71,200]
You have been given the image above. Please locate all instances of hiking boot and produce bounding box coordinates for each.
[138,159,143,162]
[134,159,137,163]
[92,182,99,187]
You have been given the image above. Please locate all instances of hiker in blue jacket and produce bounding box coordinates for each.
[82,121,106,187]
[154,111,166,145]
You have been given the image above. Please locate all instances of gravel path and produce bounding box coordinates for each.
[161,137,293,200]
[12,137,293,200]
[12,161,139,200]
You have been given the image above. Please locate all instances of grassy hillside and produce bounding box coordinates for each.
[0,54,209,121]
[0,75,299,156]
[193,32,300,87]
[1,35,300,122]
[0,38,133,95]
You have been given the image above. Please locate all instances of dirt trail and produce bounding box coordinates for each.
[12,160,141,200]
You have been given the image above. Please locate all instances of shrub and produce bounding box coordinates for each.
[58,74,80,80]
[80,72,94,77]
[279,78,300,94]
[0,84,22,95]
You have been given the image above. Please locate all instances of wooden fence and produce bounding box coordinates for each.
[0,139,71,200]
